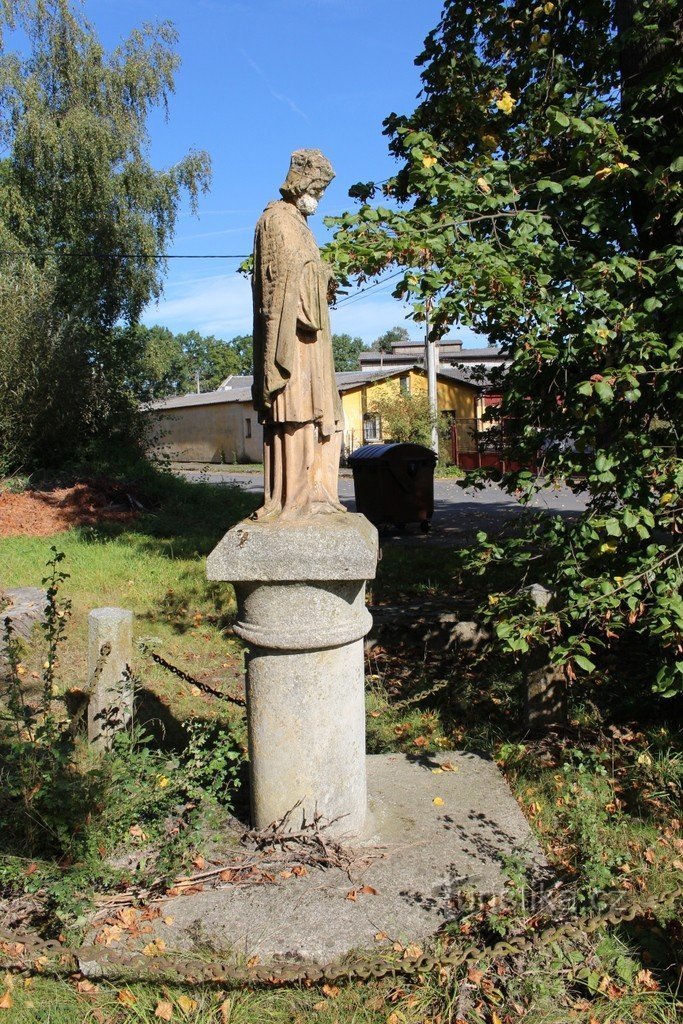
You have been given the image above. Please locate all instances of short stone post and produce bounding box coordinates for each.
[87,607,134,751]
[523,585,567,733]
[208,515,378,837]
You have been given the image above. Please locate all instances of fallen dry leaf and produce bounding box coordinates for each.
[635,968,659,991]
[345,889,357,902]
[0,992,12,1011]
[75,979,98,994]
[155,1000,173,1020]
[292,865,308,877]
[433,797,444,806]
[322,983,340,998]
[117,990,137,1006]
[359,885,378,896]
[403,944,422,960]
[177,994,198,1013]
[374,931,389,941]
[163,916,175,926]
[193,855,206,870]
[129,824,147,841]
[142,938,167,957]
[441,761,457,772]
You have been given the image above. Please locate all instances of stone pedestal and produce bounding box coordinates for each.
[207,514,378,836]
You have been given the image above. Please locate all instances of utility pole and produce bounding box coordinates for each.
[424,302,439,456]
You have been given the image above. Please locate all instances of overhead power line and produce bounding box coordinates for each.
[0,250,250,260]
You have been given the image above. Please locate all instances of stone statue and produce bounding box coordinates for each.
[251,149,346,519]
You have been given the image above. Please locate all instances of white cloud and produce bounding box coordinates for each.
[143,272,252,338]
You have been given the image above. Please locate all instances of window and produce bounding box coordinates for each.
[400,376,409,394]
[363,412,381,442]
[245,417,252,438]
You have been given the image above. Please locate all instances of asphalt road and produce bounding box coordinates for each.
[175,466,587,545]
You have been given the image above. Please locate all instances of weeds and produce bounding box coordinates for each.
[0,548,245,939]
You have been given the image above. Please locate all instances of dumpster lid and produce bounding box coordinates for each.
[348,442,437,463]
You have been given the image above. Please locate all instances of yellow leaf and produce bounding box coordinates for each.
[595,167,613,180]
[660,492,674,505]
[163,916,175,926]
[155,1000,174,1020]
[374,931,389,941]
[431,767,443,774]
[422,155,437,168]
[544,2,556,12]
[117,990,137,1006]
[0,992,12,1010]
[433,796,444,806]
[616,162,630,170]
[496,91,516,114]
[157,776,170,789]
[539,32,551,45]
[177,994,198,1013]
[142,938,167,957]
[481,133,499,149]
[476,176,492,194]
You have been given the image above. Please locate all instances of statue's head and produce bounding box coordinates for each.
[280,149,335,216]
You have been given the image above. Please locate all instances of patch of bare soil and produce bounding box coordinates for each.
[0,482,141,538]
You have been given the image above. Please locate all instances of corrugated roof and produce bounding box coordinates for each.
[145,387,253,411]
[217,374,254,390]
[146,363,481,412]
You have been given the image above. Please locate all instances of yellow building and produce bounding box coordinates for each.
[337,367,478,455]
[145,366,479,463]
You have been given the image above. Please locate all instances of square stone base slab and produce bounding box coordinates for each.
[81,752,545,974]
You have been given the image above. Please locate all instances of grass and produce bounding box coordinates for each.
[0,461,681,1023]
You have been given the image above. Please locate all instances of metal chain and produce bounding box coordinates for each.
[387,676,451,711]
[137,642,246,707]
[2,878,680,987]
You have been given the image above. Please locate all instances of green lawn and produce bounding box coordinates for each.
[0,464,680,1024]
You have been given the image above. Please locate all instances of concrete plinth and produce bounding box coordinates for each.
[207,514,378,836]
[79,752,548,977]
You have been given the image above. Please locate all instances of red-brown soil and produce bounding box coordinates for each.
[0,482,139,538]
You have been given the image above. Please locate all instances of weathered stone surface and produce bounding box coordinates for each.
[525,663,567,732]
[80,752,546,972]
[207,513,378,582]
[87,607,134,751]
[209,514,378,835]
[252,149,342,520]
[0,588,46,674]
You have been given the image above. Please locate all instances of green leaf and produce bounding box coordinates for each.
[537,179,564,194]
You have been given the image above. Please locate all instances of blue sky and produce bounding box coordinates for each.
[77,1,485,347]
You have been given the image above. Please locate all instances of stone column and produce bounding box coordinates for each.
[207,514,378,836]
[87,607,134,751]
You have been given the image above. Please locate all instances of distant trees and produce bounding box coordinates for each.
[331,333,364,371]
[372,326,410,353]
[0,1,210,471]
[132,326,253,401]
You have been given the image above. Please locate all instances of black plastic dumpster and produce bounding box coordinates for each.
[348,443,437,532]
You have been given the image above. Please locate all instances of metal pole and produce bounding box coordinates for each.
[425,304,439,456]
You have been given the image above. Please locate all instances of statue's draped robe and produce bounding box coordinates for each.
[251,200,343,516]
